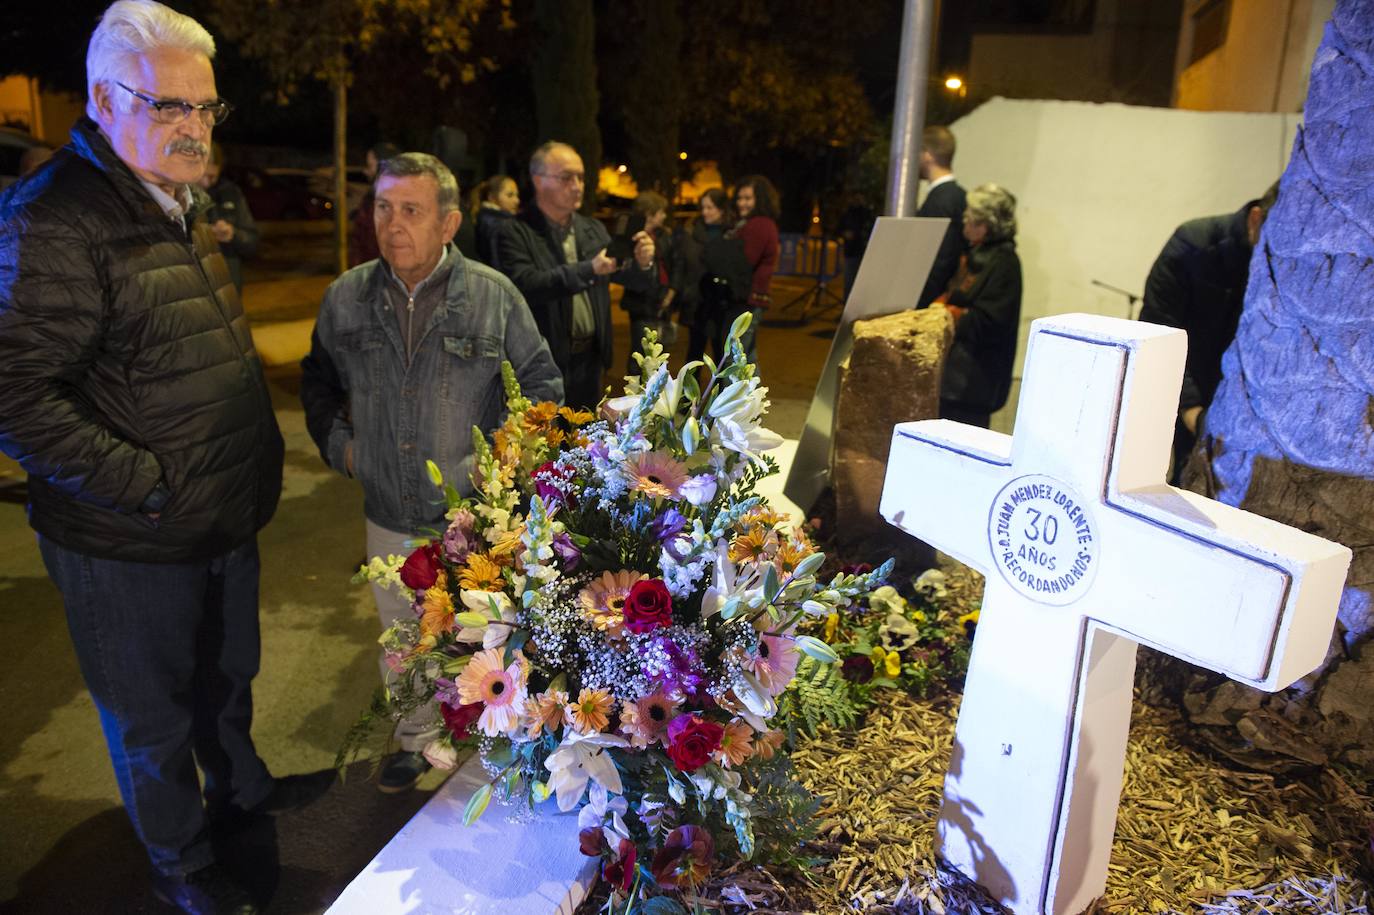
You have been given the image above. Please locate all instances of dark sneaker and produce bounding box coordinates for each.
[378,750,431,794]
[151,863,257,915]
[250,768,337,815]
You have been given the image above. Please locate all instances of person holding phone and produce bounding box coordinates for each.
[497,141,656,409]
[619,191,675,374]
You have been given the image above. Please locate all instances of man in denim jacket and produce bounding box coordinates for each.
[300,153,561,792]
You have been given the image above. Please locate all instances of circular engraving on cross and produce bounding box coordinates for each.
[987,474,1101,606]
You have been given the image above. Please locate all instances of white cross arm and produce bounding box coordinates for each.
[880,421,1011,573]
[1106,485,1351,691]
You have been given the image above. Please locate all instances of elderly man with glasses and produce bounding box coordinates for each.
[0,3,332,913]
[498,141,657,409]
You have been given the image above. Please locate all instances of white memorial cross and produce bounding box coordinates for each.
[879,313,1351,915]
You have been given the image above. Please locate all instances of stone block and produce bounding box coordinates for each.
[830,307,952,537]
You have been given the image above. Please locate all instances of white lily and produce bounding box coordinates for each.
[543,730,629,812]
[576,781,630,845]
[455,590,518,650]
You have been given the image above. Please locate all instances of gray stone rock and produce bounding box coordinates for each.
[831,308,953,541]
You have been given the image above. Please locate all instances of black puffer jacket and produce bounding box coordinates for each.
[941,238,1023,414]
[0,119,283,562]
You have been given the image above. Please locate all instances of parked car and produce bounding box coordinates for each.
[310,165,370,215]
[0,127,52,189]
[226,165,332,220]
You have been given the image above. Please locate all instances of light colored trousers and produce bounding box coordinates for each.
[366,519,441,752]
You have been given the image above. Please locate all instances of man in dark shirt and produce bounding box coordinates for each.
[916,125,967,309]
[1139,183,1278,483]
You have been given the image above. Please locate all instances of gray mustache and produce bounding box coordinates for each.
[167,139,208,157]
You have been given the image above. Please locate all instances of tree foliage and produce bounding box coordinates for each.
[531,0,602,204]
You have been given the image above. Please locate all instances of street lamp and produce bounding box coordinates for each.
[944,75,963,91]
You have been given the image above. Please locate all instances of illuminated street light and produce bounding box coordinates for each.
[617,164,628,173]
[944,75,963,91]
[678,151,688,160]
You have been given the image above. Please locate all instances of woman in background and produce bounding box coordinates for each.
[472,174,520,269]
[673,187,741,369]
[939,183,1023,429]
[620,191,674,374]
[732,175,780,366]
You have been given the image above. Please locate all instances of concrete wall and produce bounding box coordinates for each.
[1174,0,1334,111]
[938,97,1299,432]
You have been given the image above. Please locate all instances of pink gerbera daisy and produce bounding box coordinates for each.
[620,692,680,747]
[747,634,801,696]
[626,451,690,500]
[578,570,647,637]
[456,648,527,736]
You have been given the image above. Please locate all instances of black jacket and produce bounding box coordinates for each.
[496,203,655,372]
[619,227,671,320]
[1138,205,1254,413]
[0,118,284,562]
[205,177,259,292]
[941,239,1022,414]
[474,206,514,270]
[917,179,968,309]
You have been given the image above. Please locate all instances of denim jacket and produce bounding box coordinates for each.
[300,249,563,533]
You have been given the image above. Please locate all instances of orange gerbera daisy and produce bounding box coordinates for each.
[714,719,755,768]
[419,582,455,639]
[729,527,772,564]
[569,687,614,734]
[578,570,646,638]
[523,402,560,429]
[459,553,505,591]
[525,689,570,738]
[752,728,786,761]
[774,539,815,575]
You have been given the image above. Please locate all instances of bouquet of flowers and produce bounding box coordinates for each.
[354,315,891,907]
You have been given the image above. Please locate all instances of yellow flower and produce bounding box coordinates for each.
[715,719,755,768]
[569,687,613,734]
[958,609,981,637]
[911,610,926,624]
[774,540,813,575]
[489,526,525,560]
[824,612,840,643]
[525,689,571,738]
[884,650,902,678]
[870,647,888,668]
[460,553,505,591]
[559,406,595,426]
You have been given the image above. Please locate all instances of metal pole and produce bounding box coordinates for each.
[885,0,936,217]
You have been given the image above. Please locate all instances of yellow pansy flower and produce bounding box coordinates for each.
[884,650,902,678]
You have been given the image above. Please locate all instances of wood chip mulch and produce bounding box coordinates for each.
[686,563,1374,914]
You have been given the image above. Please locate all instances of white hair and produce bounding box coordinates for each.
[85,0,216,119]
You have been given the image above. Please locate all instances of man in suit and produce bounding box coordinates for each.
[497,141,656,409]
[916,125,967,309]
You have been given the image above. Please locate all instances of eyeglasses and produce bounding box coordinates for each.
[114,81,233,127]
[538,171,585,187]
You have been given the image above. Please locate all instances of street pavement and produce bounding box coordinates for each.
[0,221,844,912]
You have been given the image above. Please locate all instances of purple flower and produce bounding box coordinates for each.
[649,508,687,542]
[552,532,581,569]
[643,635,704,698]
[678,474,718,507]
[442,509,478,563]
[533,461,574,508]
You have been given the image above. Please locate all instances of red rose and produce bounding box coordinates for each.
[665,713,724,773]
[400,542,444,591]
[623,579,674,634]
[440,701,482,738]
